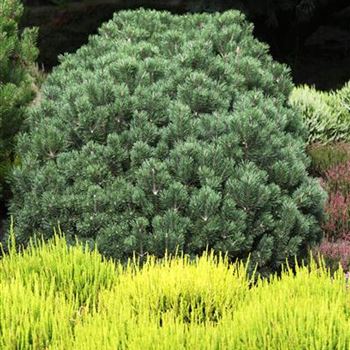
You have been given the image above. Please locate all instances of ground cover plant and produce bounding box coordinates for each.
[290,83,350,144]
[1,233,350,349]
[319,161,350,241]
[9,9,326,274]
[290,82,350,270]
[316,161,350,271]
[315,239,350,272]
[322,191,350,241]
[0,0,38,213]
[306,143,350,177]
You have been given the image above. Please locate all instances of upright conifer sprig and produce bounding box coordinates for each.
[0,0,38,207]
[10,9,325,274]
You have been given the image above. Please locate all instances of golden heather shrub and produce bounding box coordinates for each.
[1,232,350,349]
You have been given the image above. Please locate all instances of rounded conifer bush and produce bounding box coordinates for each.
[9,9,325,273]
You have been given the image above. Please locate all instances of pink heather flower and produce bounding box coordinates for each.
[317,239,350,271]
[322,191,350,241]
[325,161,350,195]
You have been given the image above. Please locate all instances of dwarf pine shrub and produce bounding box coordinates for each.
[9,9,325,273]
[0,0,38,207]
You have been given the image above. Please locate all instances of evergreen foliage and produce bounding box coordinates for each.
[290,83,350,144]
[9,9,325,273]
[0,0,38,207]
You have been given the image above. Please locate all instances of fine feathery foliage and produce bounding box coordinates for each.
[315,239,350,272]
[9,9,325,274]
[0,0,38,206]
[307,143,350,177]
[321,191,350,241]
[1,234,350,349]
[290,83,350,144]
[320,161,350,242]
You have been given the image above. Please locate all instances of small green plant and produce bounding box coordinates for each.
[0,0,38,210]
[307,143,350,176]
[290,83,350,144]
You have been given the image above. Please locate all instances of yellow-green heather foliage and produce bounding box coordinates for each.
[1,233,350,349]
[290,83,350,144]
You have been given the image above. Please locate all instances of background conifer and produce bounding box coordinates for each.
[0,0,38,215]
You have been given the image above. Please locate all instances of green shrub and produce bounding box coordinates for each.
[289,85,337,144]
[290,83,350,144]
[9,9,325,273]
[0,0,38,207]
